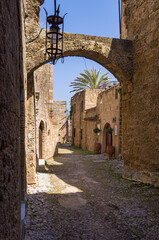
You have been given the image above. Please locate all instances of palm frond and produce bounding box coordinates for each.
[69,67,112,93]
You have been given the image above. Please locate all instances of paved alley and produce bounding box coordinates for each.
[24,146,159,240]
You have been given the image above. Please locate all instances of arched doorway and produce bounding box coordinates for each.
[39,121,44,159]
[103,123,112,153]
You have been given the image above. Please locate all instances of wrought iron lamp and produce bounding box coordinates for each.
[44,0,66,64]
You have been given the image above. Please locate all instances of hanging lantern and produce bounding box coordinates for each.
[44,0,66,64]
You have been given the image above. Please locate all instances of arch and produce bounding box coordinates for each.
[103,122,112,153]
[26,31,134,84]
[39,120,45,159]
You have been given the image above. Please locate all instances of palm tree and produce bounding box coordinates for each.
[69,67,112,93]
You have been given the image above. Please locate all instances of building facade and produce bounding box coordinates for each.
[26,65,67,184]
[71,85,121,158]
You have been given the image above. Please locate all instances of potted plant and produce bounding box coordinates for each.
[93,128,101,154]
[106,127,113,134]
[93,127,101,134]
[105,127,114,158]
[106,145,115,158]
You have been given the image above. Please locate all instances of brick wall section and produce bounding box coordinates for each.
[0,0,25,239]
[121,0,159,186]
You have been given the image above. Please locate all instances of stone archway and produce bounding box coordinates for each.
[25,0,135,187]
[25,0,159,188]
[26,31,134,184]
[26,31,134,85]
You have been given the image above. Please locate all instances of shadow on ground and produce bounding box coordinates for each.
[25,145,159,240]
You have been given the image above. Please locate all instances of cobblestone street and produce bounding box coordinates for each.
[24,146,159,240]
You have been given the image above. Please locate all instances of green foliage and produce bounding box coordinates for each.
[106,127,113,134]
[69,104,73,119]
[25,200,28,209]
[67,146,94,155]
[117,87,122,94]
[69,67,112,93]
[93,128,101,134]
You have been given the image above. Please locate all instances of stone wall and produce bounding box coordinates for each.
[27,75,36,184]
[34,65,58,160]
[66,117,72,142]
[83,107,98,151]
[26,64,67,183]
[0,0,26,239]
[71,91,85,147]
[121,0,159,186]
[71,86,120,157]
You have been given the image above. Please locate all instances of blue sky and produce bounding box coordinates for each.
[40,0,120,110]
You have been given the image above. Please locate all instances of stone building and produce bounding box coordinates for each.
[27,64,67,183]
[34,65,56,161]
[0,0,159,239]
[120,0,159,185]
[71,89,102,147]
[71,85,121,158]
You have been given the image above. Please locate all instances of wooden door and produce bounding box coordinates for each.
[105,124,112,152]
[106,133,112,147]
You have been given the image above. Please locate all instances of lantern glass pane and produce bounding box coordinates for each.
[50,26,59,45]
[50,33,57,44]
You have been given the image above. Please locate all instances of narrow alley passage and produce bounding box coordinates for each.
[24,145,159,240]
